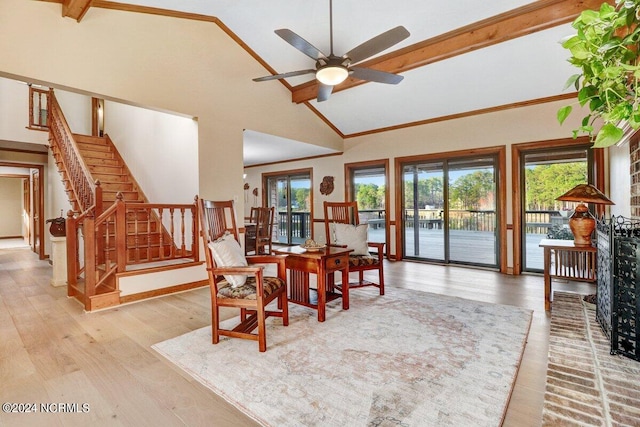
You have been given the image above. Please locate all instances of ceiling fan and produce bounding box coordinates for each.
[253,0,410,102]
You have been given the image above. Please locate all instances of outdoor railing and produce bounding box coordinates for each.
[271,208,565,242]
[277,211,311,239]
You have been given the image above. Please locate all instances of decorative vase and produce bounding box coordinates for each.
[46,217,66,237]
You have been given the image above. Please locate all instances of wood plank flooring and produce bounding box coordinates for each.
[0,247,595,426]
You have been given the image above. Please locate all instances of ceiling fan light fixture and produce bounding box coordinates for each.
[316,65,348,86]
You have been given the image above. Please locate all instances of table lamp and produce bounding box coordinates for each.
[555,184,614,246]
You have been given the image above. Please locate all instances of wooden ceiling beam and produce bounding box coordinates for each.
[291,0,614,104]
[62,0,92,22]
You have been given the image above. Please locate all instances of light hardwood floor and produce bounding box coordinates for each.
[0,247,594,426]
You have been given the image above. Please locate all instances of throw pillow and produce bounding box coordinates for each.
[208,232,248,288]
[332,222,370,256]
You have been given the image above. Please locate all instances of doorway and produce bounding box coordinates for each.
[264,169,312,245]
[0,162,45,259]
[511,137,604,275]
[396,146,506,270]
[346,160,389,257]
[520,145,592,272]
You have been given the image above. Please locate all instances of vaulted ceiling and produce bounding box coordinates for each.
[54,0,608,165]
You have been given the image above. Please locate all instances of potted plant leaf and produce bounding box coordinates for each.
[557,0,640,147]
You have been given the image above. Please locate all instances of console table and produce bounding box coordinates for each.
[539,239,597,311]
[273,246,352,322]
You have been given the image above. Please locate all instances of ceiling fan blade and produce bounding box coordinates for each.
[253,69,316,82]
[350,67,404,84]
[344,26,410,64]
[275,29,327,60]
[317,83,333,102]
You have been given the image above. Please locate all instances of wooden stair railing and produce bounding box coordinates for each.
[49,90,101,214]
[65,195,199,311]
[49,88,201,311]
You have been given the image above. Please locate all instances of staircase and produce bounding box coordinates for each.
[48,89,200,311]
[74,134,138,203]
[52,133,175,263]
[72,134,175,262]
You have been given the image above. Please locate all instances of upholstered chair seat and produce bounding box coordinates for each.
[217,276,286,299]
[348,255,379,267]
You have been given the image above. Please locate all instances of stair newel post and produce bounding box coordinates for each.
[84,210,97,311]
[66,210,78,298]
[95,180,103,217]
[192,196,199,262]
[115,194,127,272]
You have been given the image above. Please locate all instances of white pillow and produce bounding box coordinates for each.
[207,232,248,288]
[332,222,370,256]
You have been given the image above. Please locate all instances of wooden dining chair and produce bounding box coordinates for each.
[198,197,288,352]
[249,206,275,255]
[324,201,385,295]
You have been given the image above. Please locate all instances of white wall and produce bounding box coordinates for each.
[55,90,92,135]
[0,77,48,145]
[608,142,631,217]
[105,102,198,204]
[0,177,23,237]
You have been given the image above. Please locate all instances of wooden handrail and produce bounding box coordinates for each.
[48,90,100,213]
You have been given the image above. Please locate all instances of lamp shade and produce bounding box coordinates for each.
[555,184,614,205]
[555,184,614,246]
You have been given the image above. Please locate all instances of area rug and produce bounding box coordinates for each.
[152,287,532,427]
[543,292,640,426]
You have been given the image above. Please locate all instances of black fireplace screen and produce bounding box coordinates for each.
[596,216,640,362]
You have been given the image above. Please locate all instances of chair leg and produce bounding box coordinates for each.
[257,302,267,352]
[378,265,385,295]
[211,305,220,344]
[281,292,289,326]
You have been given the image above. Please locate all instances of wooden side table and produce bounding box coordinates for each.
[273,246,352,322]
[538,239,597,311]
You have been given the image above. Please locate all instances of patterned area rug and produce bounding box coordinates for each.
[153,287,532,427]
[543,292,640,426]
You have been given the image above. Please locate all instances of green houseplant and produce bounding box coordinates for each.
[558,0,640,147]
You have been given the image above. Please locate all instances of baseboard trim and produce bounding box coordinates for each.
[119,280,208,304]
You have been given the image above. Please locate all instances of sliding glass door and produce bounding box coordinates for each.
[448,158,497,265]
[401,154,499,268]
[265,170,312,245]
[521,146,590,272]
[403,162,445,260]
[347,162,388,247]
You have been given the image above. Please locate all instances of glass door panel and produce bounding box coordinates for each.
[289,175,311,245]
[352,166,386,244]
[447,158,497,266]
[522,148,588,271]
[267,173,311,245]
[402,162,445,261]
